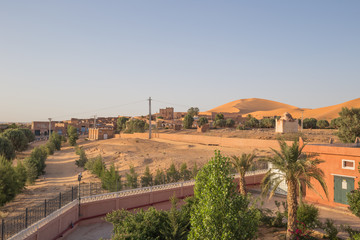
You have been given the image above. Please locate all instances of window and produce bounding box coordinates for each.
[342,159,355,170]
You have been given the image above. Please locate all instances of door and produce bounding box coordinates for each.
[334,176,355,204]
[104,133,108,140]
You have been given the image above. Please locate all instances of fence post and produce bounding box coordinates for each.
[72,186,74,201]
[59,192,62,209]
[1,219,4,240]
[89,182,92,196]
[44,199,47,217]
[25,208,28,228]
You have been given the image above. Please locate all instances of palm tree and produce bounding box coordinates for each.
[231,153,256,195]
[261,140,328,239]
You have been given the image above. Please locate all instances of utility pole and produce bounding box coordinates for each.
[148,97,152,139]
[93,115,97,129]
[48,118,52,139]
[301,111,304,132]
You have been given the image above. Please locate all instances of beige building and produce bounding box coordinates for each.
[88,128,114,140]
[275,112,298,133]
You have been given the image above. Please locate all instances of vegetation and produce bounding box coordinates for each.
[49,132,62,150]
[116,117,129,133]
[180,163,191,181]
[296,203,320,230]
[230,153,256,195]
[67,125,79,146]
[187,107,199,117]
[140,166,153,187]
[189,151,260,240]
[348,162,360,218]
[260,118,275,128]
[337,107,360,143]
[44,141,56,155]
[154,168,166,185]
[102,163,122,192]
[215,113,224,121]
[330,117,340,129]
[183,114,194,129]
[303,118,317,129]
[0,135,16,160]
[316,119,330,129]
[126,165,138,188]
[214,119,226,128]
[244,115,259,128]
[197,117,208,127]
[166,163,181,183]
[225,118,235,128]
[2,129,28,151]
[261,140,328,239]
[124,119,146,133]
[19,128,35,143]
[75,146,88,167]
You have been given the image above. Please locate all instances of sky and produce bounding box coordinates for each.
[1,1,359,122]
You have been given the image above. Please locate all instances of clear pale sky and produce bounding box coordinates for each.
[1,1,359,122]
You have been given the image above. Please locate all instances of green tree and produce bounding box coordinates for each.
[330,117,340,129]
[0,135,16,160]
[19,128,35,143]
[67,125,79,146]
[244,117,259,128]
[260,118,276,128]
[261,140,328,239]
[116,117,129,133]
[101,163,122,192]
[337,107,360,143]
[124,119,146,133]
[14,161,27,192]
[154,169,166,185]
[183,114,194,129]
[44,141,56,155]
[49,132,62,150]
[225,118,235,128]
[75,146,88,167]
[197,117,208,127]
[166,163,180,183]
[126,165,138,188]
[2,129,28,151]
[189,151,260,240]
[231,153,256,195]
[187,107,199,117]
[215,113,224,121]
[191,162,199,178]
[348,162,360,218]
[23,158,38,184]
[0,156,19,206]
[317,119,330,129]
[180,163,191,181]
[214,119,226,128]
[141,166,153,187]
[303,118,317,129]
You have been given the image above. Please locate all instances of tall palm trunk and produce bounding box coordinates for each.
[286,180,298,240]
[239,173,246,195]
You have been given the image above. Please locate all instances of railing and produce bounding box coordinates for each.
[1,169,267,240]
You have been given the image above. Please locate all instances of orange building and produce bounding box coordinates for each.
[303,143,360,207]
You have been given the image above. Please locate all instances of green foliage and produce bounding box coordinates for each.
[0,156,19,206]
[183,114,194,129]
[19,128,35,142]
[0,135,16,160]
[44,141,56,155]
[197,117,208,127]
[126,165,138,188]
[348,162,360,218]
[323,219,339,240]
[140,166,153,187]
[260,118,275,128]
[154,169,166,185]
[330,117,340,129]
[192,162,199,178]
[340,224,360,240]
[23,158,38,184]
[244,117,259,128]
[85,155,105,177]
[259,200,287,228]
[14,161,27,191]
[215,113,224,121]
[187,107,199,117]
[101,163,122,192]
[225,118,235,128]
[67,125,79,146]
[316,119,329,129]
[297,203,320,230]
[214,119,226,128]
[303,118,317,129]
[2,129,28,151]
[189,151,260,240]
[166,164,180,183]
[75,146,88,167]
[49,132,62,150]
[116,117,129,133]
[337,107,360,143]
[124,119,146,133]
[26,146,48,177]
[180,163,191,181]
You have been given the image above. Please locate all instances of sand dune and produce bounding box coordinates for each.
[206,98,360,120]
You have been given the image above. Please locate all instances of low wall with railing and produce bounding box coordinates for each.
[8,170,267,240]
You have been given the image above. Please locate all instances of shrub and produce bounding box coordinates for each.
[85,155,105,177]
[126,165,138,188]
[124,119,146,133]
[67,125,79,146]
[166,163,180,183]
[348,189,360,218]
[260,118,275,128]
[330,117,340,129]
[297,203,320,230]
[215,113,224,121]
[2,129,28,151]
[337,107,360,143]
[19,128,35,143]
[214,119,226,128]
[192,162,199,178]
[14,161,27,191]
[316,120,330,129]
[198,117,208,127]
[323,219,339,240]
[225,119,235,128]
[49,132,62,150]
[0,156,18,206]
[27,146,48,176]
[0,136,15,160]
[140,166,153,187]
[23,158,38,184]
[116,117,129,133]
[180,163,191,181]
[75,147,88,167]
[101,163,122,192]
[183,114,194,129]
[44,142,56,155]
[303,118,317,129]
[245,117,259,128]
[154,169,166,185]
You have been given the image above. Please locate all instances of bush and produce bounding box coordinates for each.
[26,146,48,177]
[44,142,56,155]
[225,119,235,128]
[19,128,35,143]
[67,125,79,146]
[75,147,88,167]
[316,120,330,129]
[2,129,28,151]
[183,114,194,129]
[337,107,360,143]
[260,118,275,128]
[330,117,340,129]
[180,163,191,181]
[101,163,122,192]
[14,161,27,191]
[85,155,105,177]
[198,117,208,127]
[215,113,224,121]
[140,166,153,187]
[303,118,317,129]
[23,158,38,184]
[0,156,18,206]
[323,219,339,240]
[154,169,166,185]
[116,117,129,133]
[214,119,226,128]
[348,189,360,218]
[49,132,62,150]
[126,165,138,188]
[297,203,320,230]
[166,164,180,183]
[0,136,15,160]
[244,117,259,128]
[124,119,146,133]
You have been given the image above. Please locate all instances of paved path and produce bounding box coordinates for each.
[64,222,113,240]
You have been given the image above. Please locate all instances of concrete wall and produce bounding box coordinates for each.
[275,119,298,133]
[303,144,360,207]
